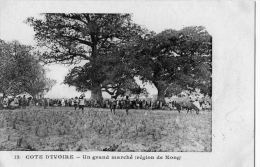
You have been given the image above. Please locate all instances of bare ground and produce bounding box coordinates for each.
[0,107,211,152]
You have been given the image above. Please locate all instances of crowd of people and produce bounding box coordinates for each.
[0,94,212,113]
[41,96,161,111]
[0,95,30,109]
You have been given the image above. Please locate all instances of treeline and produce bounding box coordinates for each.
[26,14,212,104]
[0,39,56,97]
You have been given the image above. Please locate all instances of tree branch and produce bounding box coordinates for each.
[60,34,92,47]
[60,14,89,26]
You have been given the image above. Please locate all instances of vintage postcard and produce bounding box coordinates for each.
[0,0,255,166]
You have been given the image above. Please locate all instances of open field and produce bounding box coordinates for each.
[0,107,211,152]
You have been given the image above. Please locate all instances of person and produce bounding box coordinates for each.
[61,98,65,107]
[21,95,27,109]
[13,97,19,107]
[47,98,50,107]
[28,97,33,106]
[73,97,78,110]
[193,99,202,111]
[58,100,62,106]
[125,96,130,115]
[136,99,139,109]
[71,98,74,107]
[3,96,9,109]
[118,100,122,109]
[17,96,22,107]
[0,96,3,109]
[43,98,48,109]
[110,96,117,114]
[79,96,85,111]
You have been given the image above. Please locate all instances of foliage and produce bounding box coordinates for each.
[27,14,212,100]
[0,39,56,97]
[132,26,212,100]
[27,14,146,100]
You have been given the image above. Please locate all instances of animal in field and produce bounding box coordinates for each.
[173,100,200,114]
[173,101,182,114]
[182,101,200,114]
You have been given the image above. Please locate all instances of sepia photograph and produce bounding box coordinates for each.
[0,12,212,152]
[0,1,255,166]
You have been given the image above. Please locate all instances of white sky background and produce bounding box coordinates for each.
[0,1,213,98]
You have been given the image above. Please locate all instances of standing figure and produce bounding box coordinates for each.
[73,97,78,110]
[13,97,19,108]
[43,98,48,109]
[136,99,139,109]
[21,95,27,109]
[125,96,130,115]
[118,100,122,109]
[61,98,65,107]
[79,96,85,111]
[18,96,22,107]
[110,97,117,114]
[71,98,74,107]
[3,96,9,109]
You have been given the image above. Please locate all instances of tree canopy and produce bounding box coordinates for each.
[0,39,56,97]
[27,13,212,102]
[27,13,146,103]
[131,26,212,102]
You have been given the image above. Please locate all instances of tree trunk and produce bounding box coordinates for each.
[90,44,103,106]
[157,87,166,104]
[91,85,103,106]
[154,81,167,104]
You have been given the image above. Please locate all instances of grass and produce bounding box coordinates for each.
[0,107,211,152]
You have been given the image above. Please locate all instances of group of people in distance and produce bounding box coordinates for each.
[0,93,212,115]
[44,96,157,110]
[110,96,131,115]
[71,96,86,111]
[0,94,134,115]
[0,95,29,109]
[64,95,131,115]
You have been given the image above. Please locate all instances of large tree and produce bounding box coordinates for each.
[64,50,146,99]
[0,39,56,97]
[27,13,145,104]
[133,26,212,102]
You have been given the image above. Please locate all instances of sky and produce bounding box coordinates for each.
[0,1,214,98]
